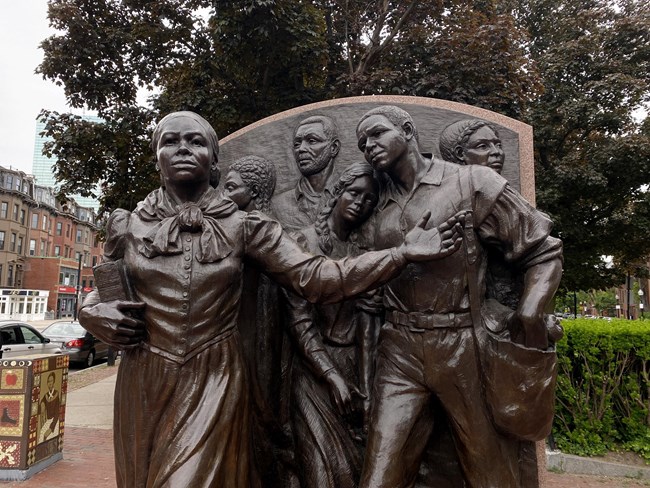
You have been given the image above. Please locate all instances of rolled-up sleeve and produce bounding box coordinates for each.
[477,186,563,268]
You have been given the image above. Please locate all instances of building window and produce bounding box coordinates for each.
[66,224,70,238]
[76,229,82,242]
[10,233,16,252]
[56,222,62,235]
[75,251,81,262]
[31,213,38,229]
[40,240,46,256]
[0,231,5,250]
[14,178,21,191]
[42,215,47,230]
[17,237,22,255]
[29,239,36,256]
[12,204,18,221]
[5,175,12,190]
[0,202,7,219]
[7,265,13,287]
[92,255,98,266]
[54,245,60,256]
[19,209,25,225]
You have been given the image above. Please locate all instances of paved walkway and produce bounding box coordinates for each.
[1,365,648,487]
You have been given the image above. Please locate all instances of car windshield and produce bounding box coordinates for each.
[45,322,85,336]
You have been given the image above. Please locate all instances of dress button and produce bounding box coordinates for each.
[183,292,188,297]
[181,303,188,310]
[184,256,191,261]
[184,264,190,269]
[186,237,191,242]
[185,246,190,252]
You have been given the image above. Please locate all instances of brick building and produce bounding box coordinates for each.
[0,166,103,318]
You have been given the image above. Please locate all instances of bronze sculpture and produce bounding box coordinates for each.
[79,111,464,488]
[272,115,341,231]
[223,155,277,214]
[283,162,381,488]
[355,106,563,488]
[439,119,505,174]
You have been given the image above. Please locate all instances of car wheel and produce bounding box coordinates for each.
[85,350,95,368]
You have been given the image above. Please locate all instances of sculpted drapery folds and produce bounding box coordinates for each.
[79,110,464,488]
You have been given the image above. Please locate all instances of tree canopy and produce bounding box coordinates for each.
[37,0,650,291]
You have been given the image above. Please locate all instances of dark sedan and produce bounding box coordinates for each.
[42,321,109,368]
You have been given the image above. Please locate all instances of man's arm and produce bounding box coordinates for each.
[513,256,563,349]
[474,172,563,349]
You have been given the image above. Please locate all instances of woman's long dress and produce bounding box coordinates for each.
[84,187,405,488]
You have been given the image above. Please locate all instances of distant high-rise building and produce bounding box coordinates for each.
[32,116,102,210]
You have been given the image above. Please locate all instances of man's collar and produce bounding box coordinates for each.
[378,157,443,210]
[294,175,334,201]
[420,157,445,186]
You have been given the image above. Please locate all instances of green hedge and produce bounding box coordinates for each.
[554,318,650,459]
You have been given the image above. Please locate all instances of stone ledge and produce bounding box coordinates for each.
[547,450,650,480]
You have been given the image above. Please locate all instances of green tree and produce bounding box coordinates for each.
[37,0,650,293]
[37,0,537,212]
[518,0,650,290]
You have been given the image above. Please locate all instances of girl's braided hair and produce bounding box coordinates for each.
[229,156,277,214]
[438,119,500,164]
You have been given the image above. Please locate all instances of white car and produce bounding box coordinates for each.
[0,321,62,358]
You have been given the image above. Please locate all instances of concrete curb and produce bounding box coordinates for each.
[546,449,650,480]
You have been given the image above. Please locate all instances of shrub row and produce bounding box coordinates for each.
[553,318,650,459]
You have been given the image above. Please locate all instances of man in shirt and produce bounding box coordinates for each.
[355,105,563,488]
[272,115,341,231]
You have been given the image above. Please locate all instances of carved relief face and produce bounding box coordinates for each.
[156,117,214,187]
[459,126,505,173]
[334,175,379,227]
[293,122,337,177]
[356,115,409,173]
[224,170,254,211]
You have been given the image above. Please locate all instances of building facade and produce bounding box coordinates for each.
[33,119,101,210]
[0,166,103,319]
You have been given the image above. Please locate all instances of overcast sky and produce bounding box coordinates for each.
[0,1,78,174]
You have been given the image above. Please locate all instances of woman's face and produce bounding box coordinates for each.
[156,116,214,187]
[223,170,254,211]
[333,175,379,228]
[461,126,505,173]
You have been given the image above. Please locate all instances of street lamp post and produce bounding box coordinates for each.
[639,289,645,319]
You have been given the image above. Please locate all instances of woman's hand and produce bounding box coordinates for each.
[79,300,147,350]
[323,370,366,417]
[399,210,466,262]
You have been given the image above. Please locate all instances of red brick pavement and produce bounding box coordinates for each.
[0,427,646,487]
[0,427,115,487]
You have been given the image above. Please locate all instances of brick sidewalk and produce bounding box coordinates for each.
[0,428,115,487]
[2,431,646,488]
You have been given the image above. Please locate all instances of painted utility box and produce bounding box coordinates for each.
[0,354,68,480]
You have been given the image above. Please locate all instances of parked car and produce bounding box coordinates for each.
[0,321,62,358]
[42,321,109,368]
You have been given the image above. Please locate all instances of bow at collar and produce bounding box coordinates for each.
[135,187,238,263]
